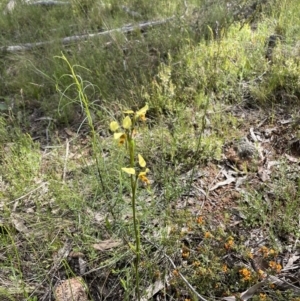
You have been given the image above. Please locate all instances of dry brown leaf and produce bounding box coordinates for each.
[267,160,280,169]
[268,275,300,295]
[280,118,292,124]
[52,242,72,266]
[78,257,87,275]
[258,167,270,182]
[69,251,85,258]
[285,153,298,163]
[54,277,88,301]
[209,177,235,191]
[141,278,166,301]
[283,253,300,271]
[92,239,122,251]
[86,207,106,224]
[222,278,268,301]
[10,214,29,235]
[240,279,268,300]
[64,128,77,137]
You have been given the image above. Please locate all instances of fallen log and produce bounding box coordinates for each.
[0,17,174,53]
[29,1,69,6]
[4,0,69,13]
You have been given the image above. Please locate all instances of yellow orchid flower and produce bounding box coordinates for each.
[135,103,149,118]
[110,121,119,132]
[114,132,127,146]
[139,114,147,122]
[138,168,150,185]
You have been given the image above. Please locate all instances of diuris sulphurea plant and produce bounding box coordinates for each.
[110,103,149,301]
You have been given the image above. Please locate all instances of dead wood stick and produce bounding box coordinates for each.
[1,17,174,53]
[4,0,69,13]
[29,1,70,6]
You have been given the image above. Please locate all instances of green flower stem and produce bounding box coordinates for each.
[128,131,141,301]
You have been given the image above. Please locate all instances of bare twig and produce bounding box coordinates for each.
[143,237,209,301]
[9,182,48,204]
[3,0,68,13]
[181,0,188,18]
[35,117,56,145]
[164,253,209,301]
[30,1,69,5]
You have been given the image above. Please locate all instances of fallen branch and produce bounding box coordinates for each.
[4,0,69,13]
[29,1,70,6]
[1,17,174,53]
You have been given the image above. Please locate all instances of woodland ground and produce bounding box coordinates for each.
[0,0,300,301]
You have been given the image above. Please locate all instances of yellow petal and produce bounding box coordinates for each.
[110,121,119,132]
[136,103,149,117]
[122,167,136,175]
[139,114,146,122]
[138,173,150,185]
[138,154,146,168]
[118,134,127,146]
[138,168,150,177]
[122,116,132,129]
[114,132,124,140]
